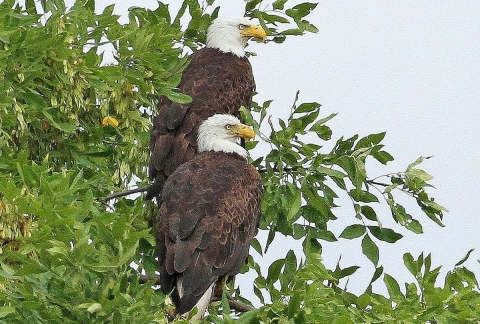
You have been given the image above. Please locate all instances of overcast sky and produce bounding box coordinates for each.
[88,0,480,299]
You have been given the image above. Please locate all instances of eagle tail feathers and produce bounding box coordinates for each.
[176,277,215,320]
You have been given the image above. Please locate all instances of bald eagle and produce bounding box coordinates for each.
[156,114,262,319]
[147,17,266,201]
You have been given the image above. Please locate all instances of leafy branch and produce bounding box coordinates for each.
[241,91,446,264]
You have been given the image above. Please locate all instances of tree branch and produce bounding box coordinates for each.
[102,187,149,202]
[257,166,298,174]
[139,274,160,285]
[366,179,390,187]
[137,275,255,313]
[267,114,275,133]
[100,164,299,203]
[212,293,255,313]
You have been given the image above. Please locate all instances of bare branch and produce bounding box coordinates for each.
[212,293,255,313]
[102,187,149,202]
[258,166,298,174]
[366,179,390,187]
[267,114,275,133]
[138,274,160,285]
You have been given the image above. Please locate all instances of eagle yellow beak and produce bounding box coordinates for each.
[240,25,267,42]
[228,124,255,139]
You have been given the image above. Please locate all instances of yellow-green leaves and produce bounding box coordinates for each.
[101,116,119,127]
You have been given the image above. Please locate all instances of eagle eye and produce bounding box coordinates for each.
[225,124,232,130]
[238,24,246,30]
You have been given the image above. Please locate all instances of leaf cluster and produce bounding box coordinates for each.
[241,91,445,267]
[0,159,163,323]
[224,251,480,323]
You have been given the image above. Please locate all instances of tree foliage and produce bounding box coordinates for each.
[0,0,478,323]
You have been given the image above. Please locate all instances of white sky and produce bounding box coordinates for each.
[87,0,480,301]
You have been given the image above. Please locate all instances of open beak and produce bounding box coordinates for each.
[240,25,267,42]
[228,124,255,140]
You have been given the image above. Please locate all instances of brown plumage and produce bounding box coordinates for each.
[156,114,262,319]
[146,17,266,201]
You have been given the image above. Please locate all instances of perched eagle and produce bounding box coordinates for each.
[147,17,266,201]
[156,114,262,319]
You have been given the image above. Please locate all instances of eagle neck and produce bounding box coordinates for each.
[198,139,248,160]
[206,39,246,58]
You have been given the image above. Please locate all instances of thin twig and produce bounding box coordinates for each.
[366,179,390,187]
[212,293,256,313]
[139,274,160,285]
[258,166,298,174]
[102,187,149,202]
[101,164,299,203]
[267,115,275,133]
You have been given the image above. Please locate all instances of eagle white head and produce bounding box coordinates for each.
[197,114,255,159]
[206,17,267,57]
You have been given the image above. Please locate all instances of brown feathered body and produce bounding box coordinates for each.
[147,48,256,200]
[156,151,262,316]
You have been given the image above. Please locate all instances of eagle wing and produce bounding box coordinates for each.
[156,152,262,314]
[147,48,255,201]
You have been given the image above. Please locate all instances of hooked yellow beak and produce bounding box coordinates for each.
[228,124,255,139]
[240,24,267,42]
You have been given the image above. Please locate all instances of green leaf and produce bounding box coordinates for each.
[303,237,322,256]
[384,273,403,302]
[373,150,394,164]
[317,166,346,179]
[53,0,66,11]
[245,0,262,12]
[286,187,301,221]
[340,265,360,278]
[405,219,423,234]
[294,102,320,113]
[265,228,276,253]
[309,113,337,133]
[250,238,263,256]
[258,11,290,24]
[406,168,434,182]
[0,306,16,319]
[283,250,297,287]
[368,226,403,243]
[406,156,431,171]
[286,2,318,19]
[272,0,288,10]
[455,248,475,267]
[339,224,365,239]
[279,28,304,36]
[355,132,386,149]
[314,229,337,242]
[371,266,384,283]
[164,91,192,104]
[403,253,419,276]
[360,205,377,221]
[293,109,319,130]
[362,234,379,266]
[266,258,285,284]
[21,92,48,110]
[349,189,379,203]
[221,290,230,317]
[42,110,78,133]
[0,29,16,43]
[357,294,371,309]
[78,302,102,313]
